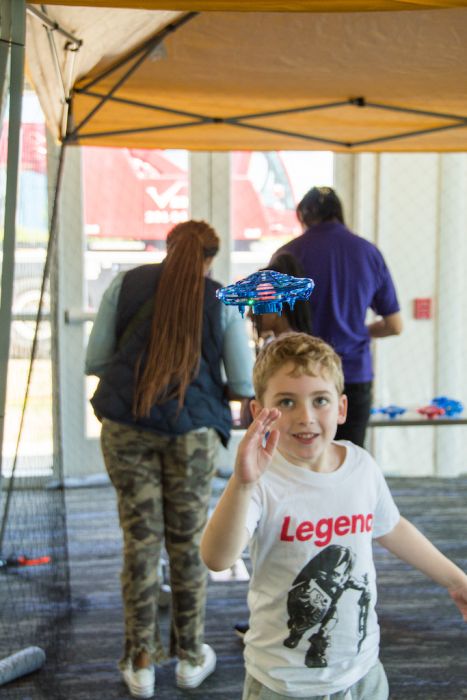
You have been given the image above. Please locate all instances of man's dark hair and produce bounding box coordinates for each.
[296,186,344,227]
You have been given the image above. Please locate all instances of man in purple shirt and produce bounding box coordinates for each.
[275,186,402,447]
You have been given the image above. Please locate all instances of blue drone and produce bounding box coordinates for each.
[431,396,464,417]
[376,405,407,420]
[216,269,315,317]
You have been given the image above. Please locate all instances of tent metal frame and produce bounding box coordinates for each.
[26,4,82,49]
[0,0,26,504]
[68,12,199,140]
[0,139,67,550]
[0,3,69,512]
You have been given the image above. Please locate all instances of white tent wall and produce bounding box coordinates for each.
[336,152,467,477]
[190,152,232,285]
[435,155,467,476]
[190,151,246,475]
[54,143,104,479]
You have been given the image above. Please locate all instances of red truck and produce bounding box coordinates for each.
[1,122,299,249]
[1,121,300,355]
[81,147,299,250]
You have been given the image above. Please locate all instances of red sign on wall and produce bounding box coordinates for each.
[413,298,432,319]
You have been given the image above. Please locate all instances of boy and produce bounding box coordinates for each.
[201,333,467,700]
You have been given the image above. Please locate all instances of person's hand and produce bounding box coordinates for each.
[234,407,280,485]
[449,583,467,622]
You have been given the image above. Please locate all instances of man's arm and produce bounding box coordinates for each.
[367,311,403,339]
[377,516,467,621]
[201,407,280,571]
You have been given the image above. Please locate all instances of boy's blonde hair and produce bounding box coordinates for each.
[253,332,344,401]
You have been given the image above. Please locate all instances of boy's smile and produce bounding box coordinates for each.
[252,362,347,472]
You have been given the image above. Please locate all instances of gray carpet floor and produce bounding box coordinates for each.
[2,475,467,699]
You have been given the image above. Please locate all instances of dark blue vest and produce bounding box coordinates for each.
[91,263,232,446]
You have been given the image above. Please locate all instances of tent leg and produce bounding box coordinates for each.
[0,0,25,497]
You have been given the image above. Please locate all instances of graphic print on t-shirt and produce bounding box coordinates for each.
[283,545,370,668]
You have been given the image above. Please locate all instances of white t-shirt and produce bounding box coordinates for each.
[244,441,400,698]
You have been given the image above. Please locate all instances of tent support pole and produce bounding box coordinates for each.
[0,137,67,552]
[0,0,25,502]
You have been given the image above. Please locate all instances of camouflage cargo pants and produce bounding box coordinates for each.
[100,418,220,668]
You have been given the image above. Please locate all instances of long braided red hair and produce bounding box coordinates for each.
[133,220,219,418]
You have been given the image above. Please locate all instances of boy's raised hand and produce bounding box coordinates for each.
[235,407,280,485]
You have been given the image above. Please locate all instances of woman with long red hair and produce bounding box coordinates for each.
[86,220,253,698]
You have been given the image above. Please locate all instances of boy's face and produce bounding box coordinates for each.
[251,362,347,472]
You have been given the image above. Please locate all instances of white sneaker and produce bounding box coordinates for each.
[121,660,155,698]
[175,644,216,689]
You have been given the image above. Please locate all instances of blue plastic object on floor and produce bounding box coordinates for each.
[431,396,464,417]
[216,269,315,317]
[379,405,407,419]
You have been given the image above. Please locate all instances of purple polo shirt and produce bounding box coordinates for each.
[278,221,400,383]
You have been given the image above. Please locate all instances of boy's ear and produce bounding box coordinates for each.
[337,393,348,425]
[249,399,263,420]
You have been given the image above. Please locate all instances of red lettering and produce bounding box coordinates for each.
[296,521,314,541]
[279,512,375,544]
[280,516,294,541]
[315,518,333,547]
[351,513,365,533]
[335,515,351,535]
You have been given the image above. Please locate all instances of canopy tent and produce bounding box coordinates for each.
[2,0,467,495]
[25,1,467,152]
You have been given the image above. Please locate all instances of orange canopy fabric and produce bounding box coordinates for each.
[26,3,467,151]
